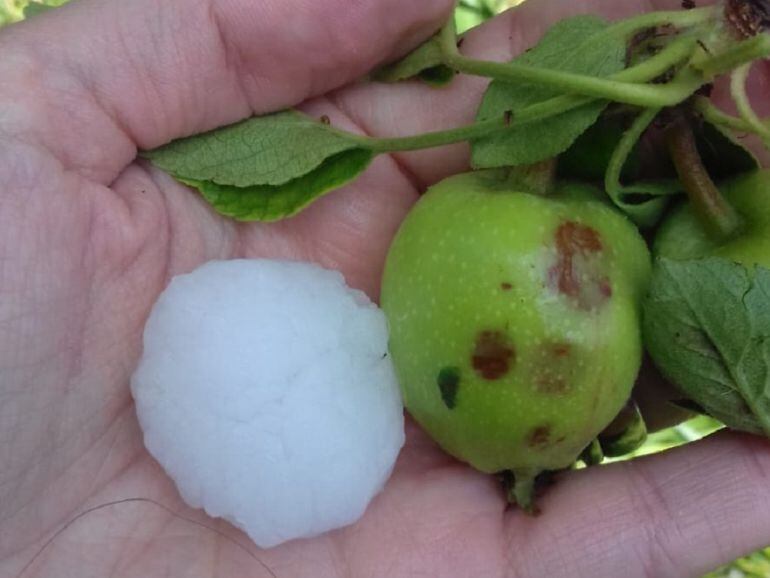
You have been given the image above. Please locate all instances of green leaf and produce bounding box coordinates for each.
[643,257,770,437]
[144,110,374,221]
[604,107,681,228]
[146,110,366,187]
[373,34,456,87]
[471,15,625,169]
[180,148,372,221]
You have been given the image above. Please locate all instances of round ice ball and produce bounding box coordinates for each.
[131,259,405,548]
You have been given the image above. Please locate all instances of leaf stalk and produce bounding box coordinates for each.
[665,115,743,241]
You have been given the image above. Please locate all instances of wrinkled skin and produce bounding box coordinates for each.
[2,1,770,577]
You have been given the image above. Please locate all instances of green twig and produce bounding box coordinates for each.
[361,5,769,157]
[600,6,717,39]
[438,21,709,107]
[445,51,700,107]
[438,8,767,108]
[665,115,744,241]
[731,62,770,148]
[605,107,661,196]
[364,93,591,152]
[694,95,770,134]
[439,17,459,57]
[615,34,698,82]
[363,44,702,154]
[695,34,770,78]
[694,97,755,133]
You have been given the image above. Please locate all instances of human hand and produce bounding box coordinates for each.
[1,0,769,576]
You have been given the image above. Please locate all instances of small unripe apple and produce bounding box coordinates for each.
[648,170,770,436]
[381,171,651,506]
[655,169,770,266]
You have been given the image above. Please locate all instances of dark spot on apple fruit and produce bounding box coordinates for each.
[558,220,602,252]
[527,425,552,448]
[472,330,515,380]
[437,367,461,409]
[549,221,611,310]
[551,221,602,297]
[501,282,513,291]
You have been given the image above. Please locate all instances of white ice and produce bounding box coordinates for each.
[131,259,405,548]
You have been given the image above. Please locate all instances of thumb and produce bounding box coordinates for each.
[0,0,453,182]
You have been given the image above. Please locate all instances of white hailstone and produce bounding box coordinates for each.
[131,259,405,548]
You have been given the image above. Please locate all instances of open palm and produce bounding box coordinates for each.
[2,0,770,576]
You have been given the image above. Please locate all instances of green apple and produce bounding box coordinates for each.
[381,170,651,507]
[655,169,770,265]
[647,170,770,436]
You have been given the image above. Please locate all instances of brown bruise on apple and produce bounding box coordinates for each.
[533,342,573,395]
[548,221,612,310]
[472,330,515,380]
[526,424,567,450]
[527,425,552,448]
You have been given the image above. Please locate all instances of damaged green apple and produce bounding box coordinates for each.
[381,171,651,509]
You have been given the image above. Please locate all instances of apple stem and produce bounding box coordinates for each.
[505,160,556,197]
[579,439,605,466]
[665,115,743,241]
[506,469,539,514]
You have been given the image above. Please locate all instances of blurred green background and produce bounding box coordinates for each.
[1,0,769,576]
[0,0,65,24]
